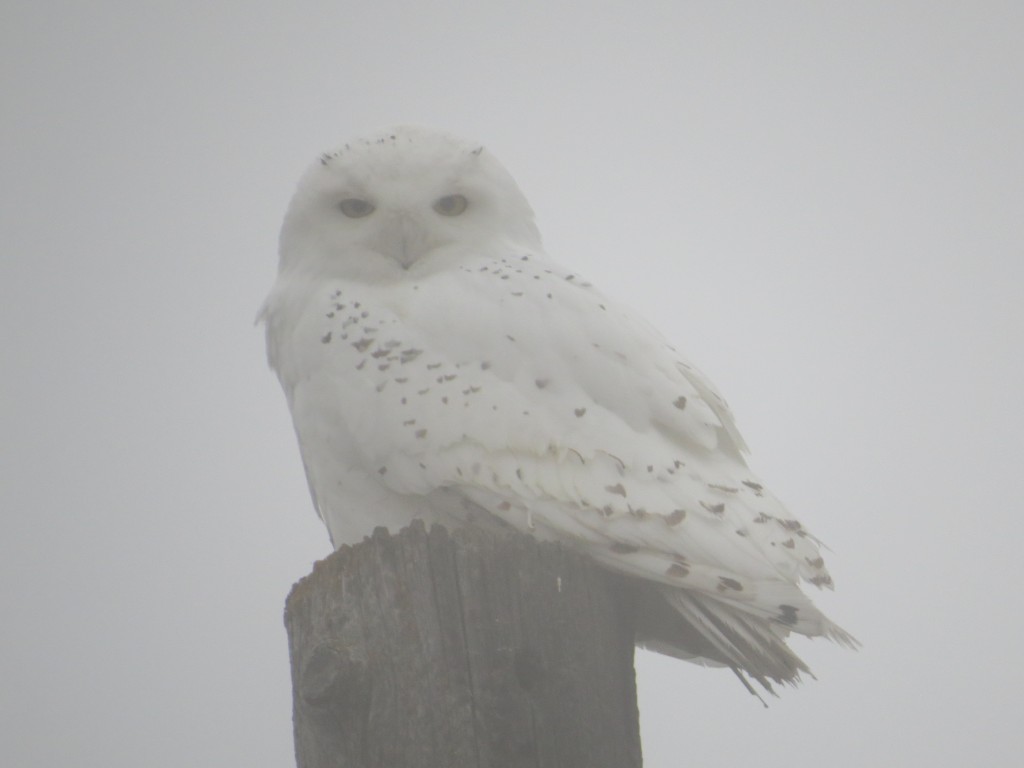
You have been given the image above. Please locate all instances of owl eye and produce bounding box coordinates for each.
[433,194,468,216]
[338,198,375,218]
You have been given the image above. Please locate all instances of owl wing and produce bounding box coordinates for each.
[272,251,853,668]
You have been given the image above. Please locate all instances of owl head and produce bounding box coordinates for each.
[278,126,543,281]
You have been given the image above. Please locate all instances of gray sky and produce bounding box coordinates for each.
[2,1,1022,766]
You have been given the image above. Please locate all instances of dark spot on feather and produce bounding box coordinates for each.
[778,605,799,626]
[320,331,332,344]
[708,484,738,493]
[535,378,549,389]
[806,557,825,568]
[610,542,638,554]
[718,577,743,591]
[700,501,725,516]
[378,466,387,475]
[605,483,627,497]
[480,361,492,370]
[673,396,687,410]
[574,407,586,417]
[400,348,422,363]
[403,419,416,426]
[352,338,373,352]
[371,348,389,358]
[782,538,796,549]
[427,362,442,370]
[415,429,427,439]
[497,501,511,511]
[666,563,689,578]
[779,519,803,531]
[665,509,686,525]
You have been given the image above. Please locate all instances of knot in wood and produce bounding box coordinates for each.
[299,641,369,714]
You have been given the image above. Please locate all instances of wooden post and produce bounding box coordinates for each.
[284,521,643,768]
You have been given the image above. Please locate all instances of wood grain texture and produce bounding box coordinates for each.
[285,521,643,768]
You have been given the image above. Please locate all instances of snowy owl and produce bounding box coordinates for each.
[260,126,854,694]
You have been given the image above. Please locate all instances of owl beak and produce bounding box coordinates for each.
[380,213,427,269]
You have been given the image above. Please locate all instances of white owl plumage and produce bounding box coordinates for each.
[260,126,855,694]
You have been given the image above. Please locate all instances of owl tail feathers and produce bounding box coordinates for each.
[636,586,838,699]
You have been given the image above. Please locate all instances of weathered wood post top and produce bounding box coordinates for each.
[285,521,643,768]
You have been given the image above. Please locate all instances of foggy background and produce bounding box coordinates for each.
[3,2,1022,766]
